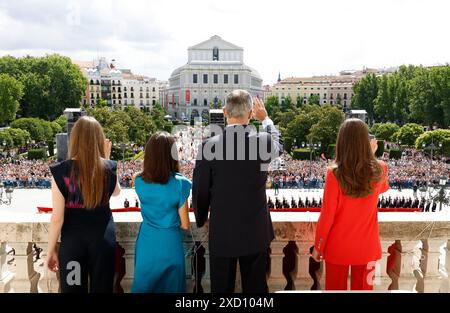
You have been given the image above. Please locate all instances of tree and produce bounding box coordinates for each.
[393,123,424,146]
[374,75,392,122]
[335,94,342,106]
[351,73,378,125]
[151,102,172,132]
[415,129,450,157]
[3,128,31,147]
[296,95,303,108]
[370,123,400,141]
[308,94,320,105]
[307,105,345,150]
[0,74,24,125]
[0,130,13,148]
[54,114,68,132]
[281,95,295,112]
[0,54,87,121]
[10,118,46,142]
[265,96,280,117]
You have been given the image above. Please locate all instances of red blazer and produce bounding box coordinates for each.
[314,161,389,265]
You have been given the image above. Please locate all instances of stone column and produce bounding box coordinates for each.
[34,242,59,293]
[120,241,135,293]
[268,241,286,292]
[0,242,14,293]
[375,240,395,291]
[441,240,450,293]
[395,240,420,292]
[421,239,444,293]
[9,242,40,293]
[295,241,312,290]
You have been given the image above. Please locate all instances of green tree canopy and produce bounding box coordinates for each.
[0,54,87,121]
[370,123,400,141]
[0,73,24,125]
[415,129,450,157]
[393,123,424,146]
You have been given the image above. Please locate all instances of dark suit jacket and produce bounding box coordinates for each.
[192,123,283,257]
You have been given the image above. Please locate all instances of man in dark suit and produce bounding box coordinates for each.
[192,90,282,293]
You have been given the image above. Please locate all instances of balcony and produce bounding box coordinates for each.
[0,212,449,293]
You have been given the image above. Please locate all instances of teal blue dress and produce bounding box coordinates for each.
[131,173,191,293]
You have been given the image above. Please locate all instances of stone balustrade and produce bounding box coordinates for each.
[1,212,449,293]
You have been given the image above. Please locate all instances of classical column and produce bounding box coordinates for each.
[442,240,450,293]
[420,239,445,293]
[375,240,395,291]
[395,240,420,292]
[120,241,135,293]
[0,242,14,293]
[268,241,286,292]
[34,242,59,293]
[295,241,312,290]
[9,242,40,293]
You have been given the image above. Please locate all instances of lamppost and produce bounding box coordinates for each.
[301,140,321,188]
[422,138,443,184]
[2,140,7,159]
[120,143,128,174]
[0,183,13,205]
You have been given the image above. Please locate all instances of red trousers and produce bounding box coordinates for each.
[325,262,376,290]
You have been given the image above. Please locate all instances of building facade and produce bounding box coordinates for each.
[165,35,264,120]
[75,58,165,111]
[271,68,397,110]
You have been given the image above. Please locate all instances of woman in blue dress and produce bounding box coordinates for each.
[132,132,191,293]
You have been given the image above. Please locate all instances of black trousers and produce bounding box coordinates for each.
[59,218,116,293]
[210,251,269,293]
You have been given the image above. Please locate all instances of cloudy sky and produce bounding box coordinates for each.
[0,0,449,84]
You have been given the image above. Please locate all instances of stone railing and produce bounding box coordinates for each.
[0,212,449,293]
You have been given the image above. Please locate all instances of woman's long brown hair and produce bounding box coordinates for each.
[332,118,382,198]
[68,116,107,209]
[140,132,180,184]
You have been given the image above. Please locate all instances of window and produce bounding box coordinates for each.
[193,99,198,106]
[344,93,347,99]
[124,87,127,91]
[213,47,219,61]
[234,74,239,84]
[323,94,327,99]
[152,87,155,92]
[131,93,134,98]
[204,99,208,106]
[193,74,198,84]
[131,87,134,91]
[224,74,228,84]
[203,74,208,84]
[124,93,128,98]
[140,87,143,92]
[214,74,218,84]
[152,100,156,105]
[140,93,143,98]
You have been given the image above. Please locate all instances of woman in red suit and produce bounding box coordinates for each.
[312,118,389,290]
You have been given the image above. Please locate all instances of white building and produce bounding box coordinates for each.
[165,35,263,121]
[75,57,165,111]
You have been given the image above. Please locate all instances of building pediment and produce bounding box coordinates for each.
[188,35,243,51]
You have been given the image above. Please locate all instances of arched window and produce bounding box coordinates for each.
[213,47,219,61]
[204,99,208,106]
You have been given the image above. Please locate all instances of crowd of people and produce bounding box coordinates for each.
[1,150,449,190]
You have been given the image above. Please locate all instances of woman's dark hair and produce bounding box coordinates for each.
[332,118,382,198]
[140,132,180,184]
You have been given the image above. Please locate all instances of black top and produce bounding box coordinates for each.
[192,124,283,257]
[49,159,117,232]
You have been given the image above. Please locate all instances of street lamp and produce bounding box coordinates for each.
[120,143,128,174]
[2,140,7,158]
[301,140,321,188]
[422,138,443,184]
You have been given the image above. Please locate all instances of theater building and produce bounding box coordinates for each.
[165,35,264,121]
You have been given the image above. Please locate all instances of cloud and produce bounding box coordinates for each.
[0,0,449,83]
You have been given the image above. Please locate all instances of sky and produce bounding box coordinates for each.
[0,0,449,84]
